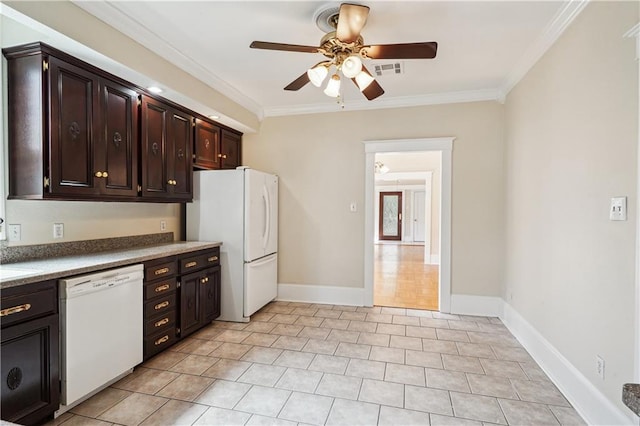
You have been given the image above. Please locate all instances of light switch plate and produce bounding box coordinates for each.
[609,197,627,221]
[8,224,21,242]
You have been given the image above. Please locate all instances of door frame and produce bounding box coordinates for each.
[378,191,402,241]
[363,137,454,312]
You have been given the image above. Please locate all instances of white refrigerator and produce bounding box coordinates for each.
[187,167,278,322]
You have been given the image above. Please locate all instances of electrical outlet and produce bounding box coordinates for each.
[596,355,605,379]
[160,220,167,231]
[53,223,64,239]
[8,224,21,242]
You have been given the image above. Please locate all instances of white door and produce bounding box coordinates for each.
[413,191,426,242]
[244,253,278,316]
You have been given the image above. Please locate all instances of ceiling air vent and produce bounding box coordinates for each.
[373,62,403,77]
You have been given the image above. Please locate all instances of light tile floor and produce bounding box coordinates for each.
[47,302,586,426]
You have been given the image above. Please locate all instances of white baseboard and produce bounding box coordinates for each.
[450,294,503,317]
[426,254,440,265]
[277,283,364,306]
[501,302,635,426]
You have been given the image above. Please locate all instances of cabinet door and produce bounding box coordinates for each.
[179,272,201,338]
[220,130,241,169]
[200,266,221,324]
[141,96,169,198]
[168,111,193,200]
[48,57,99,196]
[99,79,139,197]
[194,119,221,169]
[1,315,59,426]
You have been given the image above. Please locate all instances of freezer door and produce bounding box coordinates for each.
[244,170,278,262]
[244,253,278,317]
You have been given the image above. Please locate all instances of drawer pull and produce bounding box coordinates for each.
[155,335,169,346]
[0,303,31,317]
[208,256,218,262]
[155,284,170,293]
[185,261,197,268]
[154,317,169,327]
[154,267,170,276]
[154,301,169,310]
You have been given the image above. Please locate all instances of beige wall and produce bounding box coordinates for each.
[4,201,181,246]
[244,101,505,296]
[504,1,638,416]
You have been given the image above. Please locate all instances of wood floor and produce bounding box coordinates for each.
[374,244,439,311]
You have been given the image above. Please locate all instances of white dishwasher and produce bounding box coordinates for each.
[59,264,143,408]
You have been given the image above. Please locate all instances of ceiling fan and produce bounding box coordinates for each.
[249,3,438,101]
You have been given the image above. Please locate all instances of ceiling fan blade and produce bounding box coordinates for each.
[284,72,311,91]
[250,41,319,54]
[351,66,384,101]
[362,42,438,59]
[336,3,370,44]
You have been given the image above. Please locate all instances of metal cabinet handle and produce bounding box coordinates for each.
[155,284,170,293]
[154,301,169,310]
[201,277,209,284]
[185,261,197,268]
[154,267,170,276]
[95,171,103,178]
[154,317,169,327]
[207,256,218,262]
[154,335,169,345]
[103,171,108,178]
[0,303,31,317]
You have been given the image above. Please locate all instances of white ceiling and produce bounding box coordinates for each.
[70,1,584,119]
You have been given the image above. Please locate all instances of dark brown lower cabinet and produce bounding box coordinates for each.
[142,247,221,361]
[179,265,221,338]
[1,280,59,426]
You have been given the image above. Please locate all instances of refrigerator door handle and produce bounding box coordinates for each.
[262,185,270,250]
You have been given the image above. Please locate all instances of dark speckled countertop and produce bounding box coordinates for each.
[623,383,640,417]
[0,241,221,289]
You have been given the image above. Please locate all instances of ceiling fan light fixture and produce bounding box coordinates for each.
[355,70,374,91]
[341,55,362,78]
[307,64,329,87]
[323,73,341,97]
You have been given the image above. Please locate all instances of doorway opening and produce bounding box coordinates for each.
[373,152,441,310]
[363,138,453,313]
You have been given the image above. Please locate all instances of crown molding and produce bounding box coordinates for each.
[624,22,640,61]
[262,88,502,118]
[71,0,263,120]
[500,0,589,99]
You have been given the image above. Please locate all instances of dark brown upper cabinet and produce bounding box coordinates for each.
[141,95,193,201]
[4,43,139,200]
[193,117,242,170]
[221,129,242,169]
[194,118,221,169]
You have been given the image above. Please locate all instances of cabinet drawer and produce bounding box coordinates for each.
[144,311,176,336]
[144,293,176,318]
[1,281,57,328]
[144,328,178,358]
[144,260,177,281]
[144,278,177,300]
[204,248,220,267]
[180,248,220,273]
[179,254,206,273]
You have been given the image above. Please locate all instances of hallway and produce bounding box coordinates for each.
[374,244,439,311]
